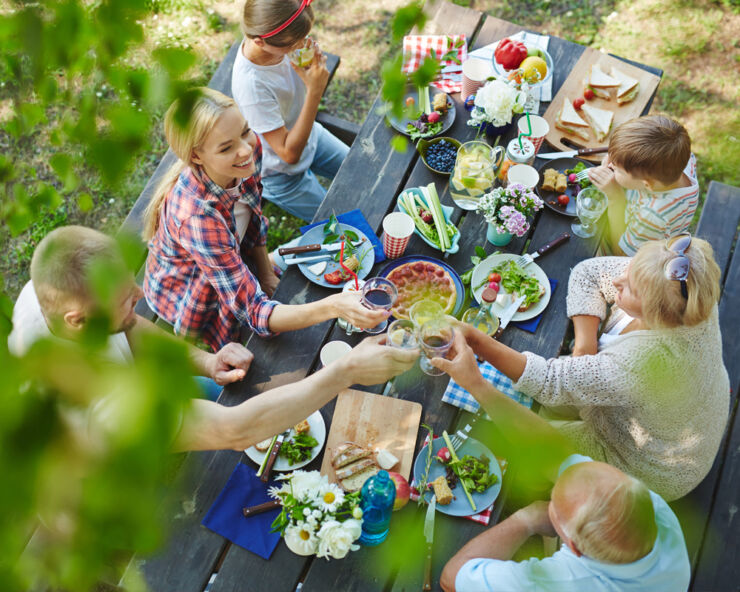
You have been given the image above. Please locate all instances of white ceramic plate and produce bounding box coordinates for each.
[471,253,551,322]
[245,410,326,471]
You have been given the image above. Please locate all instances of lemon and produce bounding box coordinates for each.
[461,176,479,189]
[451,177,465,191]
[519,56,547,83]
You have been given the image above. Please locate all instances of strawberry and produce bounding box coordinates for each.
[583,88,595,101]
[427,111,441,123]
[573,97,585,110]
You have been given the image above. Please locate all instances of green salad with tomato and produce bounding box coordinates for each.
[492,260,543,307]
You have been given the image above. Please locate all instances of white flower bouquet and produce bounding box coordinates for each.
[467,78,528,128]
[476,184,543,236]
[269,470,363,559]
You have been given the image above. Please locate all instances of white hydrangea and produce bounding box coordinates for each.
[468,78,528,127]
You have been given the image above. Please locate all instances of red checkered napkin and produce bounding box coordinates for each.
[402,35,468,93]
[410,435,507,525]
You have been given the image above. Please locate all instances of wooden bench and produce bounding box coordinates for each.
[120,40,354,323]
[668,180,740,591]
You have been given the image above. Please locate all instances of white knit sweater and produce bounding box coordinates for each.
[514,257,730,501]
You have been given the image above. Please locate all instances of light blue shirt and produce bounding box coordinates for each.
[455,455,690,592]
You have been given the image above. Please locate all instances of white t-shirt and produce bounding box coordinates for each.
[455,454,691,592]
[226,182,252,242]
[231,40,320,177]
[8,281,133,363]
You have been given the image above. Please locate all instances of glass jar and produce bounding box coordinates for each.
[498,137,535,181]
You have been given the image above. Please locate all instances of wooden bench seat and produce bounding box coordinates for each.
[668,180,740,591]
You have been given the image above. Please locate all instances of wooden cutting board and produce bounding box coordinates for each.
[320,389,422,483]
[542,46,661,157]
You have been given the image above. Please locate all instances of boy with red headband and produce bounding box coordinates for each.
[231,0,349,223]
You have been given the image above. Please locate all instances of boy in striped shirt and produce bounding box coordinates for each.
[588,115,699,256]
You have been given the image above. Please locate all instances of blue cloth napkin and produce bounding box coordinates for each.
[202,463,282,559]
[301,209,385,263]
[442,360,533,415]
[511,278,558,333]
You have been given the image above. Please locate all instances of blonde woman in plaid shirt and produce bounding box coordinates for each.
[142,89,385,352]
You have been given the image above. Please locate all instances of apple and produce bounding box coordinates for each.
[387,471,411,511]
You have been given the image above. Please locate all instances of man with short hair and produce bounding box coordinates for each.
[9,226,418,452]
[435,332,690,592]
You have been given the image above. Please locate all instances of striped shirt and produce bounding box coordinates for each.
[618,154,699,256]
[144,140,278,351]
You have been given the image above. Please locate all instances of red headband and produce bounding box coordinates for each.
[259,0,313,39]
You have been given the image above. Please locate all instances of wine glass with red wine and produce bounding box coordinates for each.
[418,318,455,376]
[361,277,398,334]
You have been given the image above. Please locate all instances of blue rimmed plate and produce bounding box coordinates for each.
[378,255,465,319]
[413,436,503,517]
[295,223,375,288]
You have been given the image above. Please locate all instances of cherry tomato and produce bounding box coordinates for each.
[583,88,595,101]
[405,96,415,107]
[487,272,502,283]
[557,194,570,206]
[573,97,585,110]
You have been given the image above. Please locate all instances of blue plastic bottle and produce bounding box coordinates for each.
[358,470,396,545]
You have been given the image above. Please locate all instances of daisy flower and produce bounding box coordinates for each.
[317,483,345,513]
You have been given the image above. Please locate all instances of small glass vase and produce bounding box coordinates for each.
[487,224,513,246]
[478,120,513,139]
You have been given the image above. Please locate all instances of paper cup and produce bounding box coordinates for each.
[382,212,415,259]
[507,164,540,190]
[517,114,550,154]
[461,58,493,100]
[320,340,352,366]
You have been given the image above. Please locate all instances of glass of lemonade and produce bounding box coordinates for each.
[290,38,315,68]
[386,319,417,349]
[450,141,500,210]
[409,299,445,329]
[571,187,608,238]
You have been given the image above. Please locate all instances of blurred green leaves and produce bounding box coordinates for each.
[0,1,213,589]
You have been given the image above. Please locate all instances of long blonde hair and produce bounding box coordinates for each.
[142,88,237,241]
[241,0,314,47]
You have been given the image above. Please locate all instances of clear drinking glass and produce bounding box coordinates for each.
[289,38,315,68]
[571,187,608,238]
[450,141,498,210]
[386,319,417,349]
[461,305,500,336]
[417,318,455,376]
[361,277,398,334]
[409,299,445,329]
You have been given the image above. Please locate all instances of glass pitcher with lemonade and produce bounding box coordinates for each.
[450,141,504,210]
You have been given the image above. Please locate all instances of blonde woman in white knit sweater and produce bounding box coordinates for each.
[441,236,729,501]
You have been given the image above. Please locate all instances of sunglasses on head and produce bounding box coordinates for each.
[664,233,691,299]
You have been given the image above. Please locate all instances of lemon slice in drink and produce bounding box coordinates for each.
[461,176,481,189]
[466,188,485,197]
[451,177,465,191]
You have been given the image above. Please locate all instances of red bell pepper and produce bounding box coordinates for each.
[494,38,527,70]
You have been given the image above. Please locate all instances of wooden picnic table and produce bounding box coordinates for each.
[133,4,663,591]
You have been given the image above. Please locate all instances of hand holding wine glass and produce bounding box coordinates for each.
[418,317,455,376]
[361,277,398,334]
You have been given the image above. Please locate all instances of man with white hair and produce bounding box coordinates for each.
[435,332,690,592]
[8,225,418,452]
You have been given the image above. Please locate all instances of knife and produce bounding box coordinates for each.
[537,146,608,160]
[260,429,290,483]
[284,252,336,266]
[278,239,365,256]
[423,494,437,592]
[493,294,526,340]
[242,499,281,518]
[517,232,570,268]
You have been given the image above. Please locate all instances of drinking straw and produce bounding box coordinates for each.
[339,240,359,291]
[518,111,533,151]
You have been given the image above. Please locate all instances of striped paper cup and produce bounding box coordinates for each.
[382,212,415,259]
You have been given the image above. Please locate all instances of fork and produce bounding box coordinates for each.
[449,424,472,450]
[513,232,570,269]
[574,170,591,182]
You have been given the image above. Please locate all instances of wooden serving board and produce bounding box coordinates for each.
[320,388,422,483]
[542,46,661,157]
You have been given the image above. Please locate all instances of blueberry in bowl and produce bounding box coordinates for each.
[417,137,461,175]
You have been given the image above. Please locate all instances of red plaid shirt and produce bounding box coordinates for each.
[144,140,278,351]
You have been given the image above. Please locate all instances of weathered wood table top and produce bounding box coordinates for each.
[135,5,662,591]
